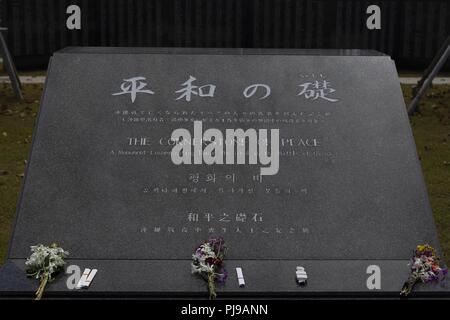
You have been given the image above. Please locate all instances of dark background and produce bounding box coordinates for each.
[0,0,449,71]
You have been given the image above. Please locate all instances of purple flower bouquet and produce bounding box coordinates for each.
[191,237,227,299]
[400,244,448,296]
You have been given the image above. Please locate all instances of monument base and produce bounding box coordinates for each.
[1,259,449,298]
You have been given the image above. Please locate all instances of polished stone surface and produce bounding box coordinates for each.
[0,48,446,297]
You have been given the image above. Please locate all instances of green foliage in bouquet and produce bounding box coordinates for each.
[25,243,69,300]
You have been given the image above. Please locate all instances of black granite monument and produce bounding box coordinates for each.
[0,48,448,298]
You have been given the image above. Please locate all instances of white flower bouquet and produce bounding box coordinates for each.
[25,243,69,300]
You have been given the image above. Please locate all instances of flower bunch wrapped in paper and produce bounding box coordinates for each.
[25,243,69,300]
[191,237,227,299]
[400,244,448,296]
